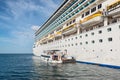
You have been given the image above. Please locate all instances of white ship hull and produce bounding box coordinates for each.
[33,22,120,68]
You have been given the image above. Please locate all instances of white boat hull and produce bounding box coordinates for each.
[33,22,120,68]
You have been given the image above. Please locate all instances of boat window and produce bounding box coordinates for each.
[80,35,82,38]
[98,30,102,34]
[99,39,103,43]
[85,34,88,37]
[91,32,94,35]
[98,4,102,9]
[110,49,112,51]
[82,14,84,18]
[71,38,73,40]
[75,43,78,46]
[108,37,112,42]
[85,11,90,16]
[91,7,96,13]
[70,21,72,24]
[75,37,77,39]
[68,44,70,47]
[86,41,88,44]
[92,40,95,43]
[66,23,69,26]
[71,44,73,46]
[107,28,112,32]
[73,19,76,23]
[80,42,82,45]
[119,25,120,29]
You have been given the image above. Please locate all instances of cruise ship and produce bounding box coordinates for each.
[33,0,120,68]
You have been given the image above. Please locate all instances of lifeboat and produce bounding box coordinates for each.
[47,34,54,40]
[41,37,48,43]
[62,23,77,35]
[80,11,103,26]
[54,30,62,37]
[107,0,120,16]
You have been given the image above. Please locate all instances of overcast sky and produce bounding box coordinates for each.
[0,0,63,54]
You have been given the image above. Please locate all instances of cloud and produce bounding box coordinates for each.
[0,0,63,53]
[6,0,60,19]
[31,25,39,31]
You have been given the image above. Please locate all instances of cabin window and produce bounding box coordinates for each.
[85,34,88,37]
[85,11,90,16]
[119,25,120,29]
[82,14,84,18]
[80,42,82,45]
[75,37,78,39]
[91,7,96,13]
[75,43,78,46]
[107,28,112,32]
[99,39,103,43]
[108,37,112,42]
[92,40,95,43]
[91,32,94,35]
[67,23,69,26]
[86,41,88,44]
[110,49,112,51]
[71,44,73,46]
[71,38,73,40]
[80,35,82,38]
[98,4,102,9]
[98,30,102,34]
[73,19,76,23]
[68,44,70,47]
[70,21,72,24]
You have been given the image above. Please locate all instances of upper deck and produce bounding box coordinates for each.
[35,0,98,41]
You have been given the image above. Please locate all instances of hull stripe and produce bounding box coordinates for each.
[76,61,120,69]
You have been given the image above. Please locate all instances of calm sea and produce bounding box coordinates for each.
[0,54,120,80]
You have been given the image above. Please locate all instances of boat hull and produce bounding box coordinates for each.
[33,22,120,68]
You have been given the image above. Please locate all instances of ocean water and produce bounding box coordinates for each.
[0,54,120,80]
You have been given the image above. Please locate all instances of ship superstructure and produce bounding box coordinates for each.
[33,0,120,68]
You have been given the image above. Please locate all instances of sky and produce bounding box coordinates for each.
[0,0,63,54]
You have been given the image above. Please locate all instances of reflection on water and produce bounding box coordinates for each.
[0,54,120,80]
[32,56,120,80]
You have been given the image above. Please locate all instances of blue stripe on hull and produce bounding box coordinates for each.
[76,61,120,69]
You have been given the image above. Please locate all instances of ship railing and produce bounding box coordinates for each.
[80,11,103,23]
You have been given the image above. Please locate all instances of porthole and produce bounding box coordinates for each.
[110,49,112,51]
[98,4,102,9]
[108,37,112,42]
[80,42,82,45]
[91,32,94,35]
[98,30,102,34]
[85,34,88,37]
[107,28,111,32]
[75,43,78,46]
[80,36,82,38]
[99,39,103,43]
[75,37,78,39]
[85,41,88,44]
[92,40,95,43]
